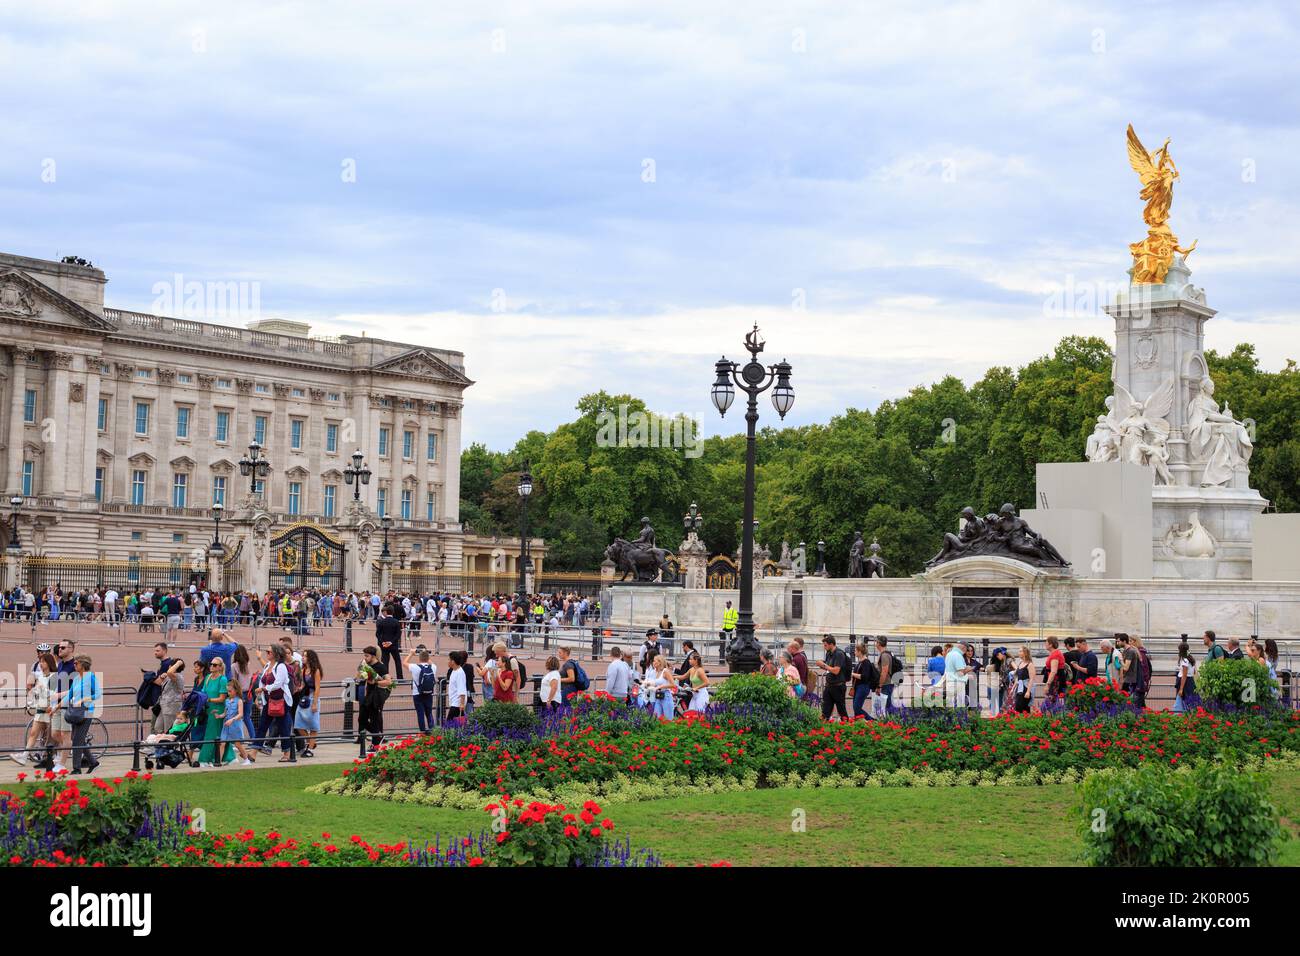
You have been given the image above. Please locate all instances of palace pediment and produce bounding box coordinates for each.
[371,348,473,387]
[0,269,116,332]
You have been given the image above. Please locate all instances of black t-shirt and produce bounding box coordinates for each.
[853,657,877,688]
[1077,651,1098,679]
[824,648,850,686]
[365,659,390,700]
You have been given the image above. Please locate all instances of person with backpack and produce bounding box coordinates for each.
[874,637,901,715]
[1174,642,1197,712]
[815,635,851,721]
[148,643,186,735]
[405,645,438,732]
[1203,630,1226,662]
[1042,637,1067,705]
[557,646,589,703]
[1132,635,1153,707]
[1115,634,1142,707]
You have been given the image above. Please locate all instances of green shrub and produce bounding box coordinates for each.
[468,701,538,734]
[1196,657,1278,708]
[1079,763,1285,867]
[713,673,792,710]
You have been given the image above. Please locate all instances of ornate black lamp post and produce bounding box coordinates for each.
[816,539,826,576]
[6,495,22,556]
[683,502,703,534]
[238,441,271,499]
[517,461,533,599]
[380,514,393,561]
[208,502,225,558]
[711,325,794,672]
[343,451,372,502]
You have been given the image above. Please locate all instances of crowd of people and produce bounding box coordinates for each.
[0,583,600,643]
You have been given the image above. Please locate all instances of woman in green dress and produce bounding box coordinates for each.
[198,658,234,766]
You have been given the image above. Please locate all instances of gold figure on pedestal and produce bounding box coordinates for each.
[1126,124,1197,283]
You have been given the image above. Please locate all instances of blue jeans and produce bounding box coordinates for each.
[256,708,292,753]
[852,684,872,719]
[413,693,434,732]
[877,684,895,714]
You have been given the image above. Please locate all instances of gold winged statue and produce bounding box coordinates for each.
[1126,124,1197,284]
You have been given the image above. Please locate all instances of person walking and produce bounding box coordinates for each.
[685,651,710,712]
[1173,642,1197,712]
[490,641,519,704]
[294,649,324,756]
[198,658,234,766]
[446,650,469,720]
[604,647,634,704]
[851,643,876,719]
[357,646,393,752]
[56,655,101,775]
[13,652,56,765]
[220,678,256,765]
[815,635,850,721]
[539,655,562,710]
[874,637,900,715]
[255,644,294,759]
[1013,646,1035,713]
[405,646,437,733]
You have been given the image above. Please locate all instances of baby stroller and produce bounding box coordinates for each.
[148,721,198,770]
[147,688,207,770]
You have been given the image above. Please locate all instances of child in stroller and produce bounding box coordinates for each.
[144,706,199,770]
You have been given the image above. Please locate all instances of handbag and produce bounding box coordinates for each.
[266,694,286,717]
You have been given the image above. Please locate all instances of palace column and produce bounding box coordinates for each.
[442,402,462,522]
[78,362,102,501]
[6,346,33,495]
[42,351,73,497]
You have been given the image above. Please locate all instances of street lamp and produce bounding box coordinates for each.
[237,441,271,498]
[380,514,393,561]
[710,324,794,673]
[517,461,533,599]
[343,450,372,502]
[683,502,703,534]
[816,539,826,576]
[6,496,22,556]
[208,502,225,558]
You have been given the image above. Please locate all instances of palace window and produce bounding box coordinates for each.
[290,419,304,450]
[400,488,412,520]
[97,397,108,432]
[325,422,338,453]
[131,470,146,505]
[175,406,191,439]
[426,490,436,521]
[177,373,192,385]
[426,433,437,461]
[254,415,267,446]
[288,481,302,515]
[172,473,188,508]
[403,430,414,460]
[376,488,387,517]
[213,476,226,506]
[23,389,36,423]
[378,427,390,457]
[22,461,34,497]
[215,410,230,443]
[255,383,269,394]
[291,387,305,398]
[134,402,150,435]
[323,484,337,517]
[94,467,104,502]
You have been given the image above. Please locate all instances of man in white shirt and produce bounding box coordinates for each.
[604,647,634,703]
[103,588,119,627]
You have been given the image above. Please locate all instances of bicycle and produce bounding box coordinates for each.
[22,711,111,765]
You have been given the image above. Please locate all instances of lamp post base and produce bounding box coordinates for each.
[726,626,764,674]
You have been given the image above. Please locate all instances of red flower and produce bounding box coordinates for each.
[468,856,484,867]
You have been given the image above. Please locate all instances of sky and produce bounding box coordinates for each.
[2,1,1298,450]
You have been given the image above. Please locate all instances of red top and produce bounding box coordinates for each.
[493,665,518,704]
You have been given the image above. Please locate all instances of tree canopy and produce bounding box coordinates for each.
[460,336,1298,574]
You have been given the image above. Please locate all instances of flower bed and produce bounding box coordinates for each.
[0,773,670,868]
[322,706,1300,804]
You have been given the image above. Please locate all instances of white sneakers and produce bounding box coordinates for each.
[9,752,28,765]
[241,758,253,765]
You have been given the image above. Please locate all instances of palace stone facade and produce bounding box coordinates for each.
[0,251,543,592]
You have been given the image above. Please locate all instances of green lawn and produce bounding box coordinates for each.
[140,764,1300,867]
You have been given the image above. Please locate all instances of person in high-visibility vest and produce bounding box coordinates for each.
[721,600,739,637]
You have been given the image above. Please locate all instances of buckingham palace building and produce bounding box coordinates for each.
[0,250,547,596]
